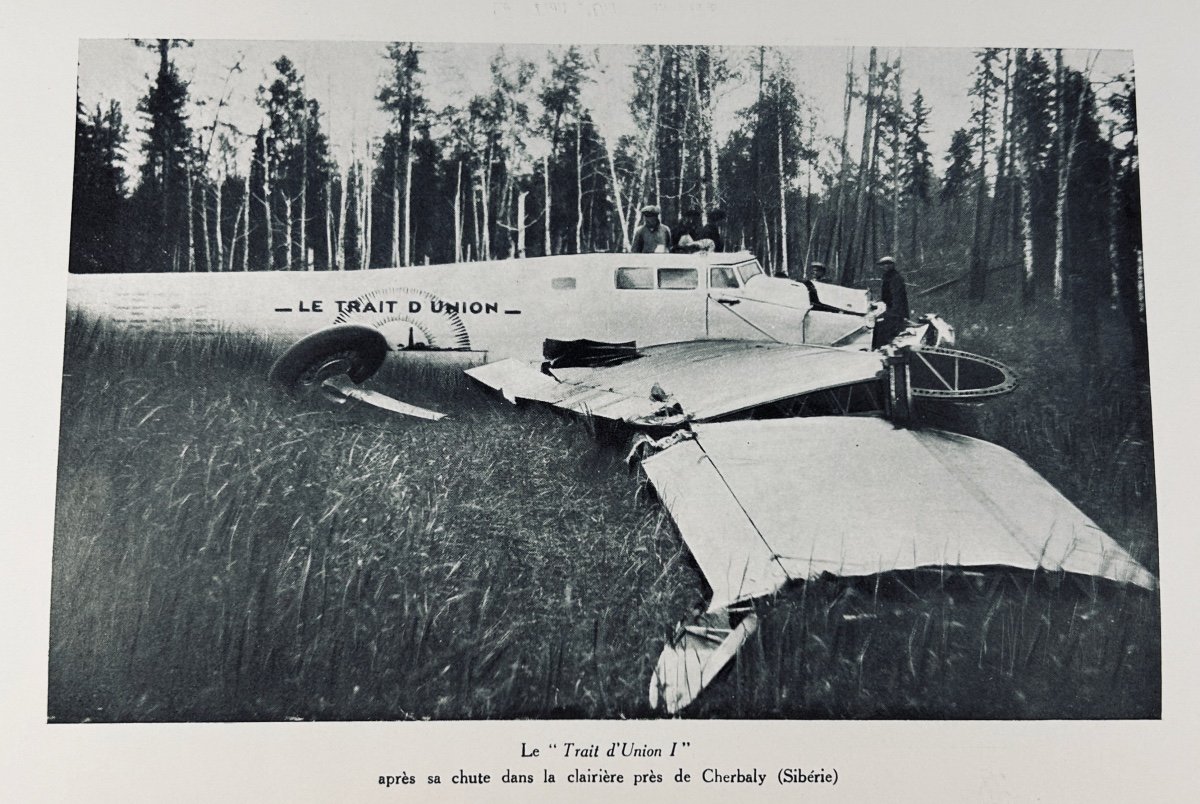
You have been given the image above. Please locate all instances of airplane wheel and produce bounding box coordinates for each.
[268,324,389,397]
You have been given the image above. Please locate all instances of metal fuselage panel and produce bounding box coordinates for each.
[66,253,873,360]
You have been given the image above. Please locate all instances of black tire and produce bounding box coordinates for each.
[268,324,389,395]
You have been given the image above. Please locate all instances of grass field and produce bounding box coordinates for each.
[48,287,1160,721]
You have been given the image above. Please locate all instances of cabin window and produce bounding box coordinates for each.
[615,267,654,289]
[658,268,698,290]
[710,266,739,289]
[736,260,764,284]
[551,276,576,290]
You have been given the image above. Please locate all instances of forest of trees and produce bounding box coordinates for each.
[70,41,1144,356]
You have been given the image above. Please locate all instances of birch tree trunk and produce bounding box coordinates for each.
[263,140,274,270]
[324,174,333,270]
[300,121,308,270]
[891,56,903,256]
[481,142,493,261]
[454,159,463,263]
[186,165,195,272]
[403,141,413,267]
[777,116,788,277]
[242,171,250,271]
[213,174,224,271]
[227,194,243,273]
[336,166,347,269]
[391,149,401,267]
[604,137,632,252]
[517,189,528,257]
[574,123,582,255]
[201,182,212,272]
[1052,54,1097,301]
[542,153,551,256]
[692,47,708,219]
[284,194,293,270]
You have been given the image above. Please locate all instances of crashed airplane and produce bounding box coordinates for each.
[66,250,1156,714]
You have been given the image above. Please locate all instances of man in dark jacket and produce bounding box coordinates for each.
[697,208,725,252]
[872,255,910,349]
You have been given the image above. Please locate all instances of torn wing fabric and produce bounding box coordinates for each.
[466,340,885,425]
[640,417,1155,611]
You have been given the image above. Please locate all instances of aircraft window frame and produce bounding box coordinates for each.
[710,266,739,289]
[736,260,764,284]
[657,267,699,290]
[615,266,655,290]
[551,276,577,290]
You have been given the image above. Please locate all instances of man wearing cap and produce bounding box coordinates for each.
[872,255,910,349]
[631,205,672,253]
[697,208,725,253]
[809,261,829,282]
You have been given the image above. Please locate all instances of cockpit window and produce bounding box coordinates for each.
[615,266,654,289]
[735,260,763,284]
[658,268,698,289]
[710,266,739,289]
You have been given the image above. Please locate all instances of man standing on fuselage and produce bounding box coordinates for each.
[631,205,672,253]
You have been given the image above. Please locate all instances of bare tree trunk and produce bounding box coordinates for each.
[473,177,483,261]
[829,49,855,273]
[574,123,582,254]
[300,120,308,270]
[1053,52,1092,302]
[403,142,413,267]
[201,182,212,272]
[454,159,463,262]
[391,148,401,267]
[335,166,347,269]
[692,47,708,220]
[227,191,244,273]
[324,173,333,270]
[517,189,528,257]
[213,174,224,271]
[284,194,293,270]
[1053,49,1066,299]
[969,65,992,301]
[843,47,877,284]
[891,55,903,256]
[543,153,551,256]
[705,48,720,206]
[804,114,815,263]
[262,141,274,270]
[481,142,493,261]
[630,46,662,234]
[185,165,196,272]
[604,135,632,252]
[362,149,373,269]
[985,50,1012,259]
[242,171,250,271]
[777,90,788,277]
[677,65,689,221]
[1018,89,1036,304]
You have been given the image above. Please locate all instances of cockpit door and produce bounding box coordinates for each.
[706,261,810,343]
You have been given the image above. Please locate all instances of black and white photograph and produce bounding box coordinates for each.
[5,0,1199,799]
[54,36,1160,722]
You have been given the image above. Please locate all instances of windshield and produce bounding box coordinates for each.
[735,260,763,284]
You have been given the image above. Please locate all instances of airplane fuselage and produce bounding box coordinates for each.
[66,252,876,360]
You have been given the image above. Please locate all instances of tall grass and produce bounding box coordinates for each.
[49,296,1159,721]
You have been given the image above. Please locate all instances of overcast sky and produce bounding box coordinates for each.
[77,40,1132,180]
